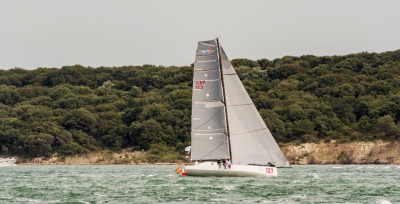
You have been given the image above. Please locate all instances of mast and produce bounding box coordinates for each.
[216,38,232,161]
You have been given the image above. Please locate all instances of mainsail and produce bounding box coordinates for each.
[190,38,289,167]
[190,39,229,160]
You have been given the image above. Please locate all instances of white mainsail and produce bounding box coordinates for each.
[190,38,289,167]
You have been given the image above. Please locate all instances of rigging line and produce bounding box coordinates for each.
[230,127,268,136]
[192,99,222,102]
[193,130,225,134]
[227,103,254,106]
[193,79,219,82]
[194,69,219,72]
[217,38,232,161]
[194,108,223,131]
[199,42,216,47]
[196,54,217,57]
[195,60,217,62]
[199,140,227,160]
[229,73,253,115]
[243,103,276,163]
[240,80,275,160]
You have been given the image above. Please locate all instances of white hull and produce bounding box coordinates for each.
[184,162,277,177]
[0,158,17,166]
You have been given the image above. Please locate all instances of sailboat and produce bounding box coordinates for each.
[184,38,289,177]
[0,157,17,166]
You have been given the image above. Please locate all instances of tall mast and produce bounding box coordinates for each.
[216,38,232,161]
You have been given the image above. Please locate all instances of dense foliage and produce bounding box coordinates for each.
[1,49,400,158]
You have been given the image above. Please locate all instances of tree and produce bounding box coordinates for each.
[0,86,24,105]
[131,119,165,150]
[23,133,54,157]
[101,80,114,90]
[231,58,259,68]
[257,58,274,69]
[49,85,73,99]
[61,108,97,131]
[354,101,369,120]
[373,115,399,139]
[357,116,372,134]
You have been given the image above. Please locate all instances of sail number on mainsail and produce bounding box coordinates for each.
[195,80,205,90]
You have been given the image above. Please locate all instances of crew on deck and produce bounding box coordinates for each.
[226,159,231,168]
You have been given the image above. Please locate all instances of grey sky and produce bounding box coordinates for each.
[1,1,400,70]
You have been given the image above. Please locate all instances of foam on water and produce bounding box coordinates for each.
[291,194,307,200]
[76,200,90,204]
[376,198,392,204]
[210,198,227,202]
[0,165,399,203]
[312,173,320,179]
[223,185,235,191]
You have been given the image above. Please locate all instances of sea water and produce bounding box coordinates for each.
[0,165,398,203]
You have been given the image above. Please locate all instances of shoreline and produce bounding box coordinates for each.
[282,140,400,165]
[5,140,400,166]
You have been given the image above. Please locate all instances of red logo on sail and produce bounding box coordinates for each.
[195,80,205,90]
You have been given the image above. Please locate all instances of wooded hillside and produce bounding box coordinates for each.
[1,49,400,159]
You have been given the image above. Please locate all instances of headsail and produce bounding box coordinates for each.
[190,39,229,161]
[219,46,289,167]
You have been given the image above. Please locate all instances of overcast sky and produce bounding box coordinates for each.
[1,1,400,70]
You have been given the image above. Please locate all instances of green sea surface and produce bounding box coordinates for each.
[0,165,398,203]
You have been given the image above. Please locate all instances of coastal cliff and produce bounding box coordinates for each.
[282,140,400,165]
[15,140,400,165]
